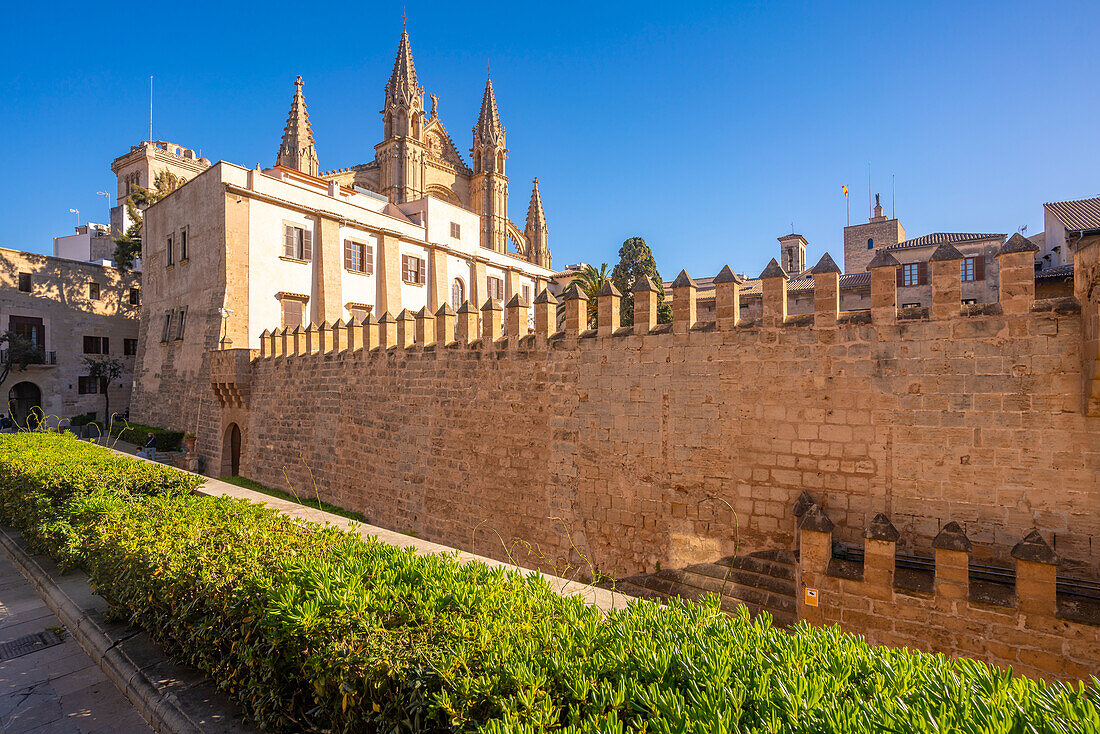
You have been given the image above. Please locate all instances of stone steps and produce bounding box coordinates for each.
[608,551,799,627]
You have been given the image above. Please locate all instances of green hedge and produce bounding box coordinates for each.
[0,433,1096,733]
[108,421,185,452]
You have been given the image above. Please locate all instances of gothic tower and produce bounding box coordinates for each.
[276,76,319,176]
[524,178,551,269]
[377,27,428,203]
[470,75,509,253]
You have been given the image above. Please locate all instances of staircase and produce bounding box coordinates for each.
[604,550,799,627]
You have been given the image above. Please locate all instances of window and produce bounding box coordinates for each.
[867,238,874,250]
[401,254,425,285]
[281,299,304,330]
[487,276,504,302]
[17,273,30,292]
[78,376,100,395]
[123,338,138,356]
[283,224,312,261]
[9,316,43,349]
[174,307,187,340]
[450,221,461,239]
[129,288,140,306]
[523,285,531,304]
[166,234,174,266]
[179,227,188,261]
[161,312,173,343]
[83,336,109,354]
[88,282,100,300]
[962,298,978,305]
[960,256,984,282]
[343,239,374,274]
[452,278,466,309]
[899,262,928,287]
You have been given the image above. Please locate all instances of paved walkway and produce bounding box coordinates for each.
[0,553,149,734]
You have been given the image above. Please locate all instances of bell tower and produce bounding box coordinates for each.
[376,26,427,203]
[470,74,509,253]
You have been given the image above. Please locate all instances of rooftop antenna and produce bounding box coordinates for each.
[892,174,895,219]
[867,162,872,219]
[149,75,153,142]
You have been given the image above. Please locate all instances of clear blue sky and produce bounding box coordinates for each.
[3,1,1097,279]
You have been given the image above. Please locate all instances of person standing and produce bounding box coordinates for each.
[144,433,157,462]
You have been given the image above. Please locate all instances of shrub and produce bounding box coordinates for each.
[109,421,185,452]
[68,412,97,427]
[0,434,1096,733]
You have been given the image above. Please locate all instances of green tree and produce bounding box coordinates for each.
[610,236,672,325]
[113,170,186,270]
[0,331,44,385]
[82,355,125,429]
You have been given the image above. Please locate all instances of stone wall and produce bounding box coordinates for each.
[204,243,1100,582]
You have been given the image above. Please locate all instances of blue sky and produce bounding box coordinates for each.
[3,1,1097,279]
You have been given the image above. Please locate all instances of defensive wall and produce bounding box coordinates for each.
[203,237,1100,585]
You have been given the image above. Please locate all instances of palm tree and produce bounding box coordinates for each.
[554,263,610,329]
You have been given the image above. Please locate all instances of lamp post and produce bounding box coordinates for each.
[68,208,80,226]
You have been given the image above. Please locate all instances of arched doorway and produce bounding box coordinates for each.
[8,382,40,427]
[223,423,242,477]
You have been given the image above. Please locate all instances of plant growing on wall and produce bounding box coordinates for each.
[112,170,186,270]
[611,236,672,325]
[82,355,124,429]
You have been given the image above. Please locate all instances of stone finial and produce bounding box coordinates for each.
[759,258,788,280]
[1011,530,1059,564]
[713,264,744,284]
[562,283,588,301]
[998,232,1040,256]
[259,329,271,358]
[396,309,415,349]
[867,250,901,269]
[345,316,360,351]
[290,325,304,356]
[929,243,965,262]
[864,513,900,542]
[932,521,972,552]
[798,504,835,533]
[792,490,815,518]
[632,274,659,292]
[505,293,529,345]
[455,301,478,344]
[481,298,503,312]
[359,312,380,352]
[671,269,697,289]
[632,275,659,334]
[505,293,528,308]
[597,281,621,337]
[377,311,396,348]
[481,298,503,344]
[435,302,456,316]
[671,270,697,334]
[562,284,588,336]
[533,288,558,340]
[414,307,433,345]
[434,302,456,345]
[810,252,842,274]
[330,319,345,353]
[596,281,621,298]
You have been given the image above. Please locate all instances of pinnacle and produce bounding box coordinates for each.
[276,75,318,175]
[474,76,504,142]
[387,28,421,100]
[525,178,547,233]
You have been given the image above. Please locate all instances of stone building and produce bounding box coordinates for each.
[109,141,211,241]
[130,29,557,435]
[0,247,140,425]
[53,223,115,264]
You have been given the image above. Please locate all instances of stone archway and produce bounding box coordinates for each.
[222,422,242,477]
[7,381,40,427]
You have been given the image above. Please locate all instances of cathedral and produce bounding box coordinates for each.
[275,27,551,270]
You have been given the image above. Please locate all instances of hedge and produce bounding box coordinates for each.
[0,433,1096,733]
[108,421,185,452]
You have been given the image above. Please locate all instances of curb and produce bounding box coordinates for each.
[0,527,205,734]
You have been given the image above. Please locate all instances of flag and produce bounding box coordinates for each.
[842,186,849,198]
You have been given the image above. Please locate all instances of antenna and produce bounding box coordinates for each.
[867,162,872,219]
[892,174,895,219]
[149,76,153,142]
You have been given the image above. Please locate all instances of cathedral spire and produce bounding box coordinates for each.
[474,74,505,145]
[524,178,551,269]
[385,27,423,109]
[276,75,319,177]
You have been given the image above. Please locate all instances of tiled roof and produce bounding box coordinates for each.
[1035,264,1074,280]
[885,232,1006,251]
[1045,196,1100,232]
[702,271,871,298]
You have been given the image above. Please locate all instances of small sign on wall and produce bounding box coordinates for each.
[805,588,819,607]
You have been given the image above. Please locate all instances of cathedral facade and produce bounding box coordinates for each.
[285,28,551,270]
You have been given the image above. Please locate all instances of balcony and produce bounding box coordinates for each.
[0,349,57,367]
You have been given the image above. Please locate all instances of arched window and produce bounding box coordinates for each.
[451,278,466,310]
[867,238,874,250]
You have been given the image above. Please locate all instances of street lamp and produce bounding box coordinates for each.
[97,191,111,222]
[68,208,80,226]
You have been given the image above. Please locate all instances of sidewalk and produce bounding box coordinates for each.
[0,552,149,734]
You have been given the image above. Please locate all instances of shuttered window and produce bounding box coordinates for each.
[83,336,109,354]
[450,221,461,239]
[166,234,174,266]
[898,262,927,287]
[174,307,187,340]
[961,256,985,282]
[281,299,304,330]
[283,225,312,261]
[487,276,504,302]
[78,376,100,394]
[343,239,374,274]
[161,312,173,342]
[401,254,425,285]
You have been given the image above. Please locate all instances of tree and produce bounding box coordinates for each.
[610,236,672,325]
[82,355,124,429]
[113,170,186,270]
[0,331,44,385]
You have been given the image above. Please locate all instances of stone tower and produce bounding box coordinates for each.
[843,194,905,273]
[470,75,509,253]
[377,27,428,203]
[524,178,551,268]
[276,76,319,177]
[778,233,807,275]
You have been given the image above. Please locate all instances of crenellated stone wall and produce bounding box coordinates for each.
[202,239,1100,584]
